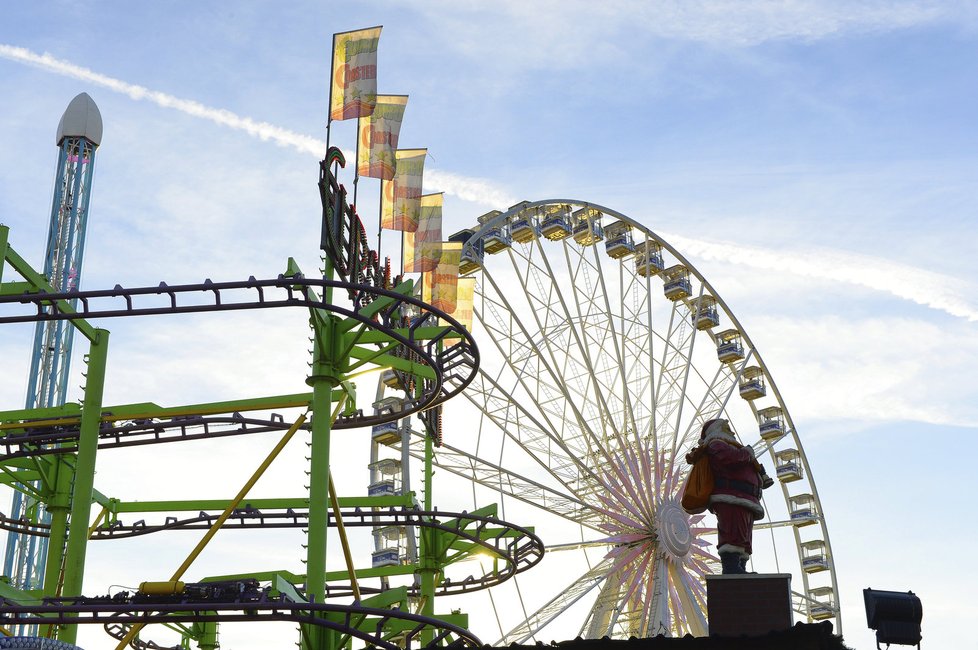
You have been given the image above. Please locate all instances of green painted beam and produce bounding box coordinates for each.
[106,493,414,514]
[1,238,98,342]
[0,225,8,283]
[0,281,36,296]
[0,391,334,431]
[350,325,460,345]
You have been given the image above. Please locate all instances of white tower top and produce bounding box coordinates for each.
[56,92,102,146]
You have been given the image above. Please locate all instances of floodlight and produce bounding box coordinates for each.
[864,588,922,649]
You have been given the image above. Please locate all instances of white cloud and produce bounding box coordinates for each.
[663,231,978,322]
[427,168,516,208]
[410,0,971,71]
[745,313,978,429]
[629,0,953,45]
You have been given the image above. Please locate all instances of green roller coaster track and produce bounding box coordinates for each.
[0,152,540,649]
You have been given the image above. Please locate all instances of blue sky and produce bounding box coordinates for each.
[2,2,977,648]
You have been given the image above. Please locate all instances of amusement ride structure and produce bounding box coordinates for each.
[430,203,842,641]
[0,39,841,650]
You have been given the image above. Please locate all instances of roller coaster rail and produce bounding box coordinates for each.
[0,597,483,650]
[0,507,544,597]
[0,275,479,430]
[0,413,297,462]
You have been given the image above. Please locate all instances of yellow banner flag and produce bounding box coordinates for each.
[357,95,407,180]
[381,149,426,232]
[453,277,476,331]
[404,193,443,273]
[423,242,462,314]
[330,26,381,121]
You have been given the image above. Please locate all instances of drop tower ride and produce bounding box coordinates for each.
[3,93,102,607]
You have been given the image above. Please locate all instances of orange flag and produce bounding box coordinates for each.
[423,242,462,314]
[404,193,443,273]
[453,277,476,331]
[381,149,426,231]
[330,27,381,121]
[357,95,407,180]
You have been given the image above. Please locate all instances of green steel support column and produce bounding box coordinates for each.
[192,618,219,649]
[59,329,108,644]
[39,456,72,639]
[0,225,9,282]
[41,462,70,599]
[304,316,339,650]
[418,415,437,643]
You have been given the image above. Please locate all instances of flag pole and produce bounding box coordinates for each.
[353,116,362,208]
[326,32,337,154]
[377,181,384,269]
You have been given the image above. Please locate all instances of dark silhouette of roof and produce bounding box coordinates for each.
[500,622,852,650]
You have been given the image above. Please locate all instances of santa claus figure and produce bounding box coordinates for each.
[687,418,774,574]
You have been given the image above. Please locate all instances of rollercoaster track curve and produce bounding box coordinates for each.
[0,598,482,650]
[0,275,479,430]
[0,507,544,597]
[0,414,297,462]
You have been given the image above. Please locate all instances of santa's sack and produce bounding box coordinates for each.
[681,453,713,514]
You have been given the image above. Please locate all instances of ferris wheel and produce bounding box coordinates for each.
[411,200,841,642]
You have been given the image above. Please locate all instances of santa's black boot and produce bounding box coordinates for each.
[720,552,745,575]
[739,556,756,574]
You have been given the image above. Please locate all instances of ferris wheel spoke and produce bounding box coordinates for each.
[461,366,603,503]
[496,557,615,645]
[664,285,709,461]
[582,245,645,451]
[652,300,695,452]
[401,433,592,524]
[615,263,656,445]
[673,349,755,461]
[477,265,608,465]
[513,240,627,462]
[670,561,708,637]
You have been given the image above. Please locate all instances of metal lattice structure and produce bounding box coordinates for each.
[4,95,102,628]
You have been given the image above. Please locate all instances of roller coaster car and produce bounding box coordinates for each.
[119,579,267,604]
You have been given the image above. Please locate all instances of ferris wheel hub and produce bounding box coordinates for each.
[656,501,692,558]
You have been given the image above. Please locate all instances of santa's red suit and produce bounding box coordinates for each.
[692,418,770,574]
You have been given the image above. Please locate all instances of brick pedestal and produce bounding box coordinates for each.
[706,573,792,636]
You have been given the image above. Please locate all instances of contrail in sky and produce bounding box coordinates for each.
[0,44,516,207]
[3,44,975,322]
[665,232,978,323]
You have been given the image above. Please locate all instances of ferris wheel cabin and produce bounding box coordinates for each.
[572,207,604,246]
[757,406,786,441]
[540,203,573,240]
[788,493,818,527]
[661,265,692,301]
[478,209,510,254]
[775,448,804,483]
[715,329,745,363]
[692,295,719,330]
[450,228,484,275]
[509,202,541,243]
[635,240,664,277]
[808,587,837,621]
[739,365,767,400]
[371,396,404,445]
[604,220,636,259]
[801,540,831,573]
